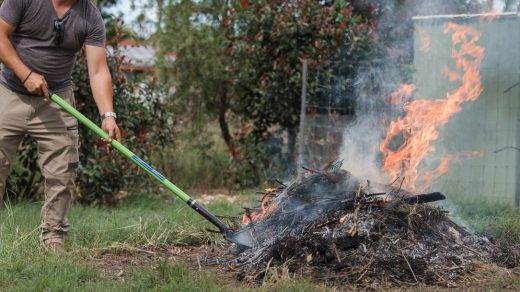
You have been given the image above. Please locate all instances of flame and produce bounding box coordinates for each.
[380,22,484,192]
[242,188,278,225]
[479,11,502,23]
[443,66,461,82]
[417,28,431,52]
[420,151,484,187]
[390,84,416,105]
[419,155,455,189]
[480,1,503,23]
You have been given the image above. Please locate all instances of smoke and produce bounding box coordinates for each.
[339,1,486,186]
[339,1,414,184]
[341,118,388,184]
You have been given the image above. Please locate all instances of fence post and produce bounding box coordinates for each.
[516,117,520,207]
[297,59,309,180]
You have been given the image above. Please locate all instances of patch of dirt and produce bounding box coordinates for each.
[83,243,242,287]
[83,243,519,290]
[83,244,205,279]
[187,188,250,205]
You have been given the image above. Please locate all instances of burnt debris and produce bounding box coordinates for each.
[231,169,499,286]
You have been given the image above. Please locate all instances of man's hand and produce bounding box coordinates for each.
[101,117,121,142]
[0,19,46,96]
[24,72,49,97]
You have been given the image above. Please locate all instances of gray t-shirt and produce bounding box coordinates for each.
[0,0,106,95]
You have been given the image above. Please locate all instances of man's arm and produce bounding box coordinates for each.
[0,19,48,96]
[85,44,121,141]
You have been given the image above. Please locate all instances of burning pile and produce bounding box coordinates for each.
[232,167,497,285]
[223,16,502,288]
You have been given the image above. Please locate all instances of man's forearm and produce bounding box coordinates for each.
[0,34,31,82]
[90,70,114,115]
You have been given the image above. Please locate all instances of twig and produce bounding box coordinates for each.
[315,217,340,229]
[401,250,418,283]
[387,176,406,201]
[397,176,406,193]
[366,192,386,197]
[302,166,322,174]
[348,186,362,236]
[275,179,287,187]
[261,257,274,286]
[389,175,401,187]
[355,254,375,282]
[332,243,342,263]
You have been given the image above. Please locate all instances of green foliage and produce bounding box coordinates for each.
[151,128,232,190]
[5,137,41,202]
[158,0,229,115]
[72,50,175,204]
[449,196,520,243]
[226,1,376,182]
[156,0,251,186]
[228,0,368,130]
[156,0,376,186]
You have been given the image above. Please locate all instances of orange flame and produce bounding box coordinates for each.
[380,22,485,192]
[479,11,502,23]
[480,1,502,23]
[420,151,484,187]
[443,66,461,82]
[242,188,279,225]
[390,84,416,105]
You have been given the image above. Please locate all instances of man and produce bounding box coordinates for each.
[0,0,121,251]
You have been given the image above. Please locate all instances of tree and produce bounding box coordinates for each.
[226,0,374,163]
[157,0,237,156]
[154,0,376,184]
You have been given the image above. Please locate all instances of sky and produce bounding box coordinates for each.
[106,1,157,36]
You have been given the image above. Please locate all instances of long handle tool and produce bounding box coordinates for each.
[50,93,253,249]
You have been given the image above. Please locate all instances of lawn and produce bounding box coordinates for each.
[0,191,519,291]
[0,191,323,291]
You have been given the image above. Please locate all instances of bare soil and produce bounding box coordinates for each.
[83,243,520,290]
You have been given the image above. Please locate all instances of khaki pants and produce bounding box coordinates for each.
[0,83,79,244]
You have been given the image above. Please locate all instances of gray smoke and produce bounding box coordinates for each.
[339,0,488,185]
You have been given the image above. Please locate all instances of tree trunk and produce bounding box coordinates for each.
[218,89,237,157]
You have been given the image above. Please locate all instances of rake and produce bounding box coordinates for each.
[50,93,254,249]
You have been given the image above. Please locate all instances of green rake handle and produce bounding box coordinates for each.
[50,93,229,233]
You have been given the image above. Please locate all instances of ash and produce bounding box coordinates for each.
[234,169,497,285]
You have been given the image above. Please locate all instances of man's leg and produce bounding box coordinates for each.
[0,84,27,209]
[28,90,79,245]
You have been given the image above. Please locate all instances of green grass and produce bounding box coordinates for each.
[1,192,519,291]
[0,193,322,291]
[447,195,520,242]
[151,122,233,190]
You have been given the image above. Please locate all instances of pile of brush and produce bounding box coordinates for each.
[231,167,498,286]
